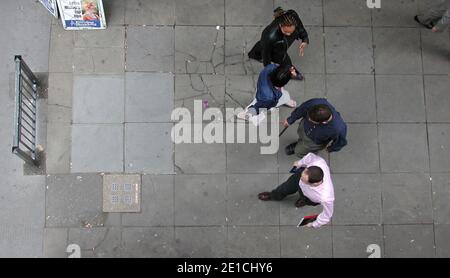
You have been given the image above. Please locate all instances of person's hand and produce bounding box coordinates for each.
[289,66,297,77]
[299,42,308,57]
[282,119,290,127]
[432,26,438,32]
[306,223,314,228]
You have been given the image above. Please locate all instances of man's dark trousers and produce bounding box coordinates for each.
[270,171,319,206]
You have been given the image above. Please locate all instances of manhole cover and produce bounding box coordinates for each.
[103,174,141,212]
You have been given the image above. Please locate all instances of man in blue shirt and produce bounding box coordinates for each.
[282,98,347,158]
[237,64,297,123]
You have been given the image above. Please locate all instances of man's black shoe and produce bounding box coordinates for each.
[285,142,297,156]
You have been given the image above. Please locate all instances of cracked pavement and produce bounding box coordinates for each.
[1,0,450,258]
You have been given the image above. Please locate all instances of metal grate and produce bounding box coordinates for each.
[12,56,40,165]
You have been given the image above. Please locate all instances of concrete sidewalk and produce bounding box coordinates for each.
[2,0,450,258]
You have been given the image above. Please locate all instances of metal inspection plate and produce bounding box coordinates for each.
[103,174,141,212]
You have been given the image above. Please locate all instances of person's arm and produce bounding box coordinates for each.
[293,153,314,168]
[327,128,348,152]
[286,99,312,125]
[261,35,273,66]
[311,201,334,228]
[296,18,310,44]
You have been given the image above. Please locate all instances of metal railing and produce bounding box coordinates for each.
[12,56,40,165]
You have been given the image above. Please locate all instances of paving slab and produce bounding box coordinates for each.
[121,227,176,258]
[46,174,120,227]
[227,174,279,225]
[74,26,125,48]
[175,74,225,118]
[275,0,323,26]
[280,226,332,258]
[333,174,382,225]
[428,124,450,173]
[378,124,429,173]
[227,226,280,258]
[225,75,257,109]
[325,27,374,74]
[122,175,174,227]
[333,225,383,258]
[287,27,325,74]
[175,0,224,25]
[73,47,124,74]
[46,123,71,174]
[424,75,450,123]
[383,224,435,258]
[125,72,174,123]
[125,0,175,26]
[431,174,450,224]
[103,0,125,26]
[421,30,450,74]
[124,123,174,174]
[323,0,371,26]
[225,0,273,26]
[381,173,433,224]
[174,174,227,226]
[174,227,227,258]
[73,75,124,124]
[68,227,121,258]
[326,74,376,123]
[227,143,278,174]
[371,0,419,27]
[47,73,73,107]
[376,75,426,123]
[126,26,174,73]
[49,24,74,73]
[304,74,326,99]
[71,124,124,173]
[0,224,44,258]
[43,228,68,258]
[435,224,450,258]
[175,142,226,174]
[330,124,379,173]
[175,26,224,74]
[225,26,265,75]
[373,28,422,74]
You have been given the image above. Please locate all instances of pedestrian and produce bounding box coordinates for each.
[415,0,450,32]
[236,64,298,125]
[248,7,309,81]
[258,153,334,228]
[282,98,347,158]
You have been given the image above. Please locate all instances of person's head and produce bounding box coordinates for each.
[301,166,324,186]
[307,104,332,124]
[273,7,297,36]
[269,65,294,88]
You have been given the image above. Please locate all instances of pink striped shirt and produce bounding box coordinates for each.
[295,153,335,228]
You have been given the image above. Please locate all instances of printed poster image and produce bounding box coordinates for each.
[57,0,107,30]
[39,0,59,18]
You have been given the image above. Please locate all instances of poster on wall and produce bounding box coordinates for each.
[57,0,107,30]
[39,0,59,18]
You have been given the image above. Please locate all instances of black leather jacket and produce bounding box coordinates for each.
[260,10,309,66]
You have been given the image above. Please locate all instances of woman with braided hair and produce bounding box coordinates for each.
[248,7,309,81]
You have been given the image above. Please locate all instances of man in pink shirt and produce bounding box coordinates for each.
[258,153,334,228]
